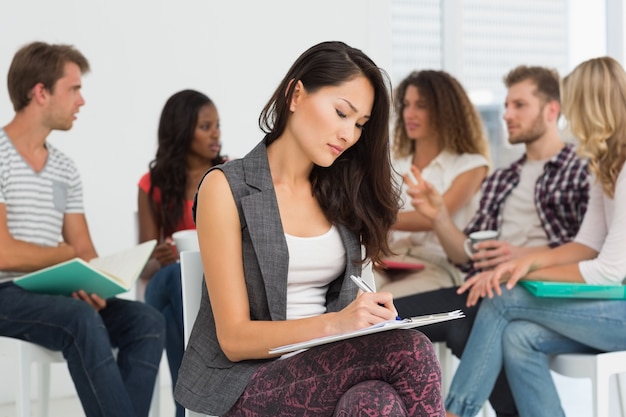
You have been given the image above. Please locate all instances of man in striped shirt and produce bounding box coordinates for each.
[0,42,165,417]
[393,65,590,417]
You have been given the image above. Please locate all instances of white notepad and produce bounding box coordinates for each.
[269,310,465,355]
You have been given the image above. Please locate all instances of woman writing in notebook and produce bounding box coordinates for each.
[440,57,626,417]
[174,41,445,417]
[137,89,226,417]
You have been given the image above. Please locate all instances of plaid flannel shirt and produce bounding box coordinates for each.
[460,143,590,278]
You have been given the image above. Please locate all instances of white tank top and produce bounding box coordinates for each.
[285,225,346,320]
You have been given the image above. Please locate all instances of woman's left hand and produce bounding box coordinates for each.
[457,270,499,306]
[154,239,177,266]
[458,257,533,306]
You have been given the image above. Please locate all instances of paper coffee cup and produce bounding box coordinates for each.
[464,230,499,258]
[172,230,200,253]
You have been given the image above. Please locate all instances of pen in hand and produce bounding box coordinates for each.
[350,275,402,320]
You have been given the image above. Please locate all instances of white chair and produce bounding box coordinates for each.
[549,351,626,417]
[180,250,214,417]
[0,335,161,417]
[434,342,492,417]
[0,337,65,417]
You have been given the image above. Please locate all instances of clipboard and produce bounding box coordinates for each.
[269,310,464,355]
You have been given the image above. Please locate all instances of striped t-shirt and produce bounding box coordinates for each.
[0,129,84,281]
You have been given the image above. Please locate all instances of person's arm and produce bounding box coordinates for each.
[0,204,77,271]
[62,212,98,261]
[408,165,540,268]
[459,241,595,306]
[405,166,473,263]
[61,212,107,310]
[196,170,398,362]
[137,187,177,269]
[137,187,161,243]
[394,165,488,232]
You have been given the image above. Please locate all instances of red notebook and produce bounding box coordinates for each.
[380,259,425,271]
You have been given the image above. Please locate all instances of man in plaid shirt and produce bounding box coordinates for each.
[393,65,590,417]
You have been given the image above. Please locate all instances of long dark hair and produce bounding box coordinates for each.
[259,41,400,263]
[149,89,224,236]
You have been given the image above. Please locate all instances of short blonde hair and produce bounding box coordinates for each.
[562,56,626,197]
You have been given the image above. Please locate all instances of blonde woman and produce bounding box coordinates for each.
[375,70,490,296]
[445,56,626,417]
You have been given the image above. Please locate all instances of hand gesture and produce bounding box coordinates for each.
[404,165,446,222]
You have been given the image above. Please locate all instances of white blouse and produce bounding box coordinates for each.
[575,168,626,284]
[392,150,490,257]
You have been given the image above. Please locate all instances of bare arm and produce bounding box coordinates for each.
[62,212,107,310]
[394,165,488,232]
[196,170,398,362]
[137,187,161,243]
[405,167,472,263]
[62,212,98,261]
[137,187,176,270]
[459,242,595,306]
[0,204,77,271]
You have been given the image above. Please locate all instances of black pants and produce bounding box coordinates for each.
[395,287,519,417]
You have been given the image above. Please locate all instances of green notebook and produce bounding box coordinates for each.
[14,240,157,299]
[520,281,626,300]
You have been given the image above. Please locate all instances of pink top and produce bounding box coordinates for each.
[138,172,196,237]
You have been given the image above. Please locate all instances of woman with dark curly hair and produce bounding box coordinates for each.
[375,70,491,296]
[137,89,225,417]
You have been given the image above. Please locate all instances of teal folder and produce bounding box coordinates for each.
[14,240,157,299]
[520,281,626,300]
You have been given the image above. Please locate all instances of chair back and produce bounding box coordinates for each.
[180,250,204,347]
[180,251,215,416]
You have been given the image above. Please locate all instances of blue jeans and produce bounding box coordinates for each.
[0,282,165,417]
[145,263,184,417]
[445,285,626,417]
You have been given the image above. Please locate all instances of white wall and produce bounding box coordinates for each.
[0,0,392,405]
[0,0,392,257]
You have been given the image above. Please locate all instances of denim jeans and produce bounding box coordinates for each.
[445,285,626,417]
[0,282,165,417]
[144,263,184,417]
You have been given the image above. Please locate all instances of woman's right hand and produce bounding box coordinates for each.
[153,239,177,266]
[405,165,446,222]
[331,291,399,334]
